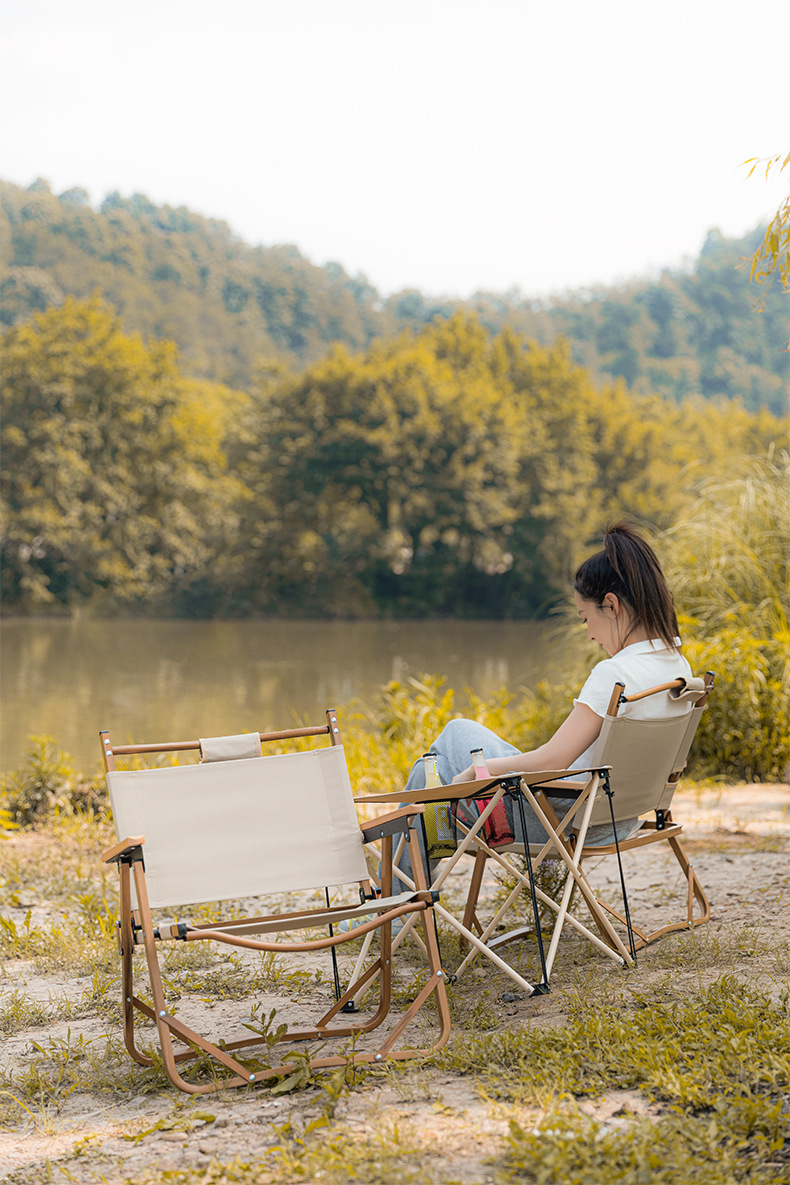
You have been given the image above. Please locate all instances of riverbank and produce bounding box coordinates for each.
[1,780,788,1183]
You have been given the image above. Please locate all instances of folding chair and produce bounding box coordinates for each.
[461,672,714,968]
[99,710,450,1095]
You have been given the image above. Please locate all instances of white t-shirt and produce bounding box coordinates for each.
[571,638,693,772]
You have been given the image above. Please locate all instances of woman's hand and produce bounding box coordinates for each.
[452,766,475,784]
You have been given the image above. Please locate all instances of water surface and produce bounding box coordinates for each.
[1,617,563,774]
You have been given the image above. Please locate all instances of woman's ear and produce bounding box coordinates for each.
[602,592,620,615]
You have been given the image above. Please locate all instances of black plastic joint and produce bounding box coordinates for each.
[361,816,411,842]
[118,846,145,867]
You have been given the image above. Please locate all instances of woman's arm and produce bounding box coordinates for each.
[451,702,603,783]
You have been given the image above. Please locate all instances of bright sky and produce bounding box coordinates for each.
[1,0,788,299]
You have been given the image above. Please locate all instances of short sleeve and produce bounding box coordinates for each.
[573,658,619,719]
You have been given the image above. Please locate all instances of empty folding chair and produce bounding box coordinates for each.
[99,711,450,1094]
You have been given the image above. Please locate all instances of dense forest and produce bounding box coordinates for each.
[1,179,787,414]
[1,298,786,618]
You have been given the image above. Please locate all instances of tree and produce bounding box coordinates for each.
[234,314,539,614]
[0,297,243,609]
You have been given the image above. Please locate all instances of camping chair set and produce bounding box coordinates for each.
[99,673,712,1092]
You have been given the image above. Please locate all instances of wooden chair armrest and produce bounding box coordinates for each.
[360,806,425,842]
[102,835,145,864]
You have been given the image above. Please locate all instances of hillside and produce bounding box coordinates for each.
[1,178,787,412]
[0,179,389,387]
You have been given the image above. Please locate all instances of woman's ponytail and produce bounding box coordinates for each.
[575,522,680,649]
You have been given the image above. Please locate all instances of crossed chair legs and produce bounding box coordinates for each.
[353,783,550,1000]
[456,775,635,983]
[363,774,634,1001]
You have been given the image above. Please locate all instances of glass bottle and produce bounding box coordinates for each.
[422,752,442,787]
[421,753,454,856]
[470,747,490,778]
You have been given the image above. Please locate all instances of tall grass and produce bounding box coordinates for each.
[661,453,790,781]
[662,451,789,646]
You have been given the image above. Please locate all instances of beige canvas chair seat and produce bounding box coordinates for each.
[100,711,450,1095]
[461,672,714,968]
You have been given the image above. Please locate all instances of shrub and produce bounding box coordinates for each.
[681,625,790,782]
[661,453,790,782]
[0,736,107,826]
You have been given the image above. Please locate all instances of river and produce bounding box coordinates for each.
[0,618,568,776]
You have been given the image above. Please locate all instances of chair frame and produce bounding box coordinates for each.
[100,711,450,1094]
[572,672,713,949]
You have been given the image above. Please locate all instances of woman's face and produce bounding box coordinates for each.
[574,591,627,657]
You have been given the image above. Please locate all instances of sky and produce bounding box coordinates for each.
[1,0,788,299]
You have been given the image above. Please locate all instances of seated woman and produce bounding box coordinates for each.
[396,522,694,890]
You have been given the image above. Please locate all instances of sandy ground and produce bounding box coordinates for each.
[1,782,788,1183]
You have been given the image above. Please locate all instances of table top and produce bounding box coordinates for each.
[353,769,585,805]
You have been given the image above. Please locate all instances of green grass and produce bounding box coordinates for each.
[497,1096,789,1184]
[439,975,790,1109]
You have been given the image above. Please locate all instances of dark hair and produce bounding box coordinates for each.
[574,522,680,650]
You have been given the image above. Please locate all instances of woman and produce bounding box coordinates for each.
[396,523,693,887]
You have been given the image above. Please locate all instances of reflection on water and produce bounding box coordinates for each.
[0,618,565,774]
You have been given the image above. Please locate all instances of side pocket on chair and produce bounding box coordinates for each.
[424,801,458,858]
[473,797,515,850]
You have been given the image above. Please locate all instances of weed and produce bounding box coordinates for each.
[648,923,772,972]
[0,1029,168,1129]
[0,987,53,1035]
[268,1118,436,1183]
[496,1095,790,1184]
[125,1108,217,1143]
[0,737,106,825]
[440,975,790,1110]
[774,941,790,976]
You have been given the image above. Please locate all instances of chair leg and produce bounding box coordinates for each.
[131,861,253,1093]
[592,833,711,949]
[118,862,155,1068]
[641,835,710,944]
[460,849,488,946]
[523,782,634,968]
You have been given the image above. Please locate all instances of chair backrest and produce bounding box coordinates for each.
[105,742,368,910]
[586,674,712,826]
